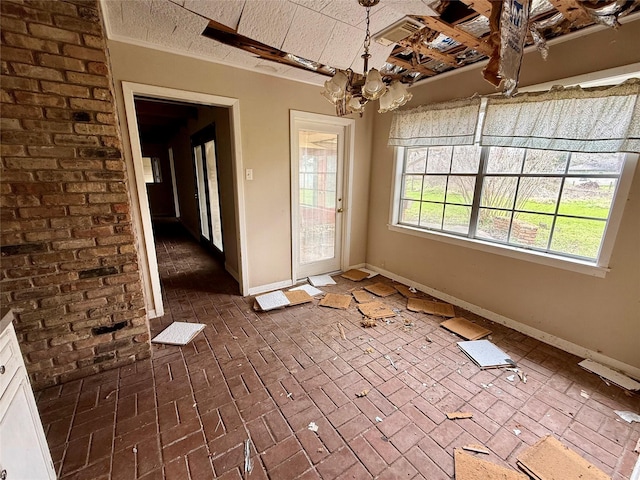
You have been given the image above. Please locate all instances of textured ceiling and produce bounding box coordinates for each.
[102,0,438,84]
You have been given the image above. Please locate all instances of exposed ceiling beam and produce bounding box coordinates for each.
[458,0,493,18]
[387,57,437,77]
[547,0,592,25]
[413,15,493,56]
[398,40,459,67]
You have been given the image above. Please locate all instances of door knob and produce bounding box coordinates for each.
[337,208,344,213]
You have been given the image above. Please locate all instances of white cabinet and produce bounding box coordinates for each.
[0,310,56,480]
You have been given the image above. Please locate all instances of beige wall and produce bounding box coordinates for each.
[367,21,640,370]
[107,41,372,290]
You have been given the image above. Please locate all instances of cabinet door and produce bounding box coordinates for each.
[0,370,57,479]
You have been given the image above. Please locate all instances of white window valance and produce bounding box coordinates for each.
[388,97,481,147]
[481,79,640,153]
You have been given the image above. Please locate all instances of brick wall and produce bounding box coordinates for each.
[0,0,151,389]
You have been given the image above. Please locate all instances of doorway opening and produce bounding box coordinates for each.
[121,83,247,317]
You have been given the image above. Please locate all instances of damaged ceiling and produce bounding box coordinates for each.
[102,0,640,89]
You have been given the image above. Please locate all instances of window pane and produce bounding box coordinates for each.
[443,205,472,234]
[569,152,624,174]
[557,178,617,219]
[476,209,512,242]
[550,217,606,259]
[419,202,444,229]
[402,175,423,199]
[480,176,518,209]
[406,148,427,173]
[422,176,446,202]
[452,146,481,173]
[523,149,568,173]
[516,177,562,213]
[446,176,475,205]
[400,199,420,225]
[426,146,452,173]
[486,147,524,173]
[509,212,552,249]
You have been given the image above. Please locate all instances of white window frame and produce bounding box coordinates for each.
[389,66,640,278]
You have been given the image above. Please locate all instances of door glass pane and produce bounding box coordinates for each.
[299,130,338,265]
[194,146,210,241]
[204,140,223,252]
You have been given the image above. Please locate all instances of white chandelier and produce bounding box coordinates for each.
[321,0,412,116]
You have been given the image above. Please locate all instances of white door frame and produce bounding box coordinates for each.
[121,82,248,317]
[290,110,355,282]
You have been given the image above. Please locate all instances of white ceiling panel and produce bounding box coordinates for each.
[237,1,297,49]
[281,6,335,62]
[318,21,363,70]
[350,39,394,74]
[320,0,384,26]
[384,0,437,17]
[115,0,153,40]
[183,0,246,30]
[289,0,332,12]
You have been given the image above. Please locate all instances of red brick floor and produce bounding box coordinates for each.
[37,225,640,479]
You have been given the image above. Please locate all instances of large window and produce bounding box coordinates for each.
[396,145,630,263]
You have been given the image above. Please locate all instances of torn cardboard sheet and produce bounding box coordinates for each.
[319,293,351,310]
[407,298,455,317]
[308,274,336,287]
[365,283,397,297]
[255,290,290,311]
[446,411,473,420]
[454,449,528,480]
[395,284,418,298]
[352,290,376,303]
[358,301,396,319]
[152,322,206,346]
[359,268,378,278]
[284,290,313,306]
[578,359,640,391]
[289,284,323,296]
[341,269,369,282]
[440,317,491,340]
[458,340,513,369]
[517,435,610,480]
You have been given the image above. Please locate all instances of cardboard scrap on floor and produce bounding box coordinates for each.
[358,301,396,319]
[284,290,313,306]
[319,293,351,310]
[407,298,455,317]
[447,411,473,420]
[289,284,323,296]
[365,283,397,297]
[308,274,336,287]
[578,359,640,391]
[458,340,514,369]
[395,284,418,298]
[441,317,491,340]
[152,322,206,346]
[352,290,376,303]
[462,444,490,455]
[359,268,378,278]
[255,290,291,311]
[517,435,611,480]
[341,269,369,282]
[454,449,528,480]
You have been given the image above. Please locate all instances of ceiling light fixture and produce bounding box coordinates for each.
[321,0,413,117]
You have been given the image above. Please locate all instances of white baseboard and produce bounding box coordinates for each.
[247,279,294,296]
[366,264,640,381]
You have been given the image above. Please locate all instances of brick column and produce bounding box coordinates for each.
[1,0,151,389]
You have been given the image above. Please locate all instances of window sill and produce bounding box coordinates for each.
[387,223,610,278]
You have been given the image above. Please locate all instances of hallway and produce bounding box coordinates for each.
[36,227,640,479]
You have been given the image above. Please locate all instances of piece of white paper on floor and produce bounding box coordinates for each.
[457,340,513,368]
[152,322,206,345]
[308,274,336,286]
[255,290,290,311]
[289,284,324,296]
